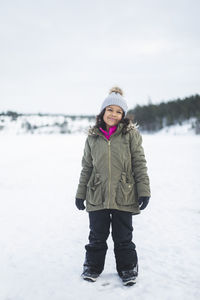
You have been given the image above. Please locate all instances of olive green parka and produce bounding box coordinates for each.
[76,121,151,214]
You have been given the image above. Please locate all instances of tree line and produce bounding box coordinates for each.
[127,94,200,133]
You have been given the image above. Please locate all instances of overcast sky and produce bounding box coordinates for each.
[1,0,200,115]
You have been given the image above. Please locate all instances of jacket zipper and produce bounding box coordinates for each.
[108,140,111,208]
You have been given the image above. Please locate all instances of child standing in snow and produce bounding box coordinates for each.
[75,87,151,286]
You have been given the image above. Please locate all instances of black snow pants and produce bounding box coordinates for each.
[83,209,138,276]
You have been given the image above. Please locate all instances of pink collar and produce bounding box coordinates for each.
[99,126,117,140]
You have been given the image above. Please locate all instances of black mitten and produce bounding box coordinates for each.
[138,196,150,210]
[75,198,85,210]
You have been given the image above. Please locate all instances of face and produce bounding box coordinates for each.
[103,105,123,129]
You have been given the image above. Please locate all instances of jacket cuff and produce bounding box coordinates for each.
[136,183,151,198]
[76,189,87,200]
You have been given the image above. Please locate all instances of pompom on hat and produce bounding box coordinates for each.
[100,87,128,115]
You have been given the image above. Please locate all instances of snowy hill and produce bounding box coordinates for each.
[0,114,95,135]
[0,113,198,135]
[153,118,197,135]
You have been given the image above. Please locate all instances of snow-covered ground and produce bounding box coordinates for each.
[0,134,200,300]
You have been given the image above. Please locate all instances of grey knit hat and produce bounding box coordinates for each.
[100,87,128,115]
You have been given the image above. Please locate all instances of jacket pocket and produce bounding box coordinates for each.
[86,173,102,206]
[116,172,135,206]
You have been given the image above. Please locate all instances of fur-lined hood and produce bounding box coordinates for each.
[87,120,138,136]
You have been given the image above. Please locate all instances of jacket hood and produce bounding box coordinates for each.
[88,120,138,136]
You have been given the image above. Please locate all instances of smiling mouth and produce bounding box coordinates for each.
[108,118,117,121]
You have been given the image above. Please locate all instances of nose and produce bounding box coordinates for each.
[111,111,117,117]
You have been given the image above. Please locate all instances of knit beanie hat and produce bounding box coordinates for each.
[100,87,128,115]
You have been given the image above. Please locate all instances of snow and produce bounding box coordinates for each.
[154,118,197,135]
[0,134,200,300]
[0,115,95,135]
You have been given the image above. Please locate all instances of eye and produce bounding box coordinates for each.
[117,111,122,114]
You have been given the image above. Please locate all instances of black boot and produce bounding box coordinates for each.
[81,265,100,282]
[119,264,138,286]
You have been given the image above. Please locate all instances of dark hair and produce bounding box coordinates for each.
[94,108,132,134]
